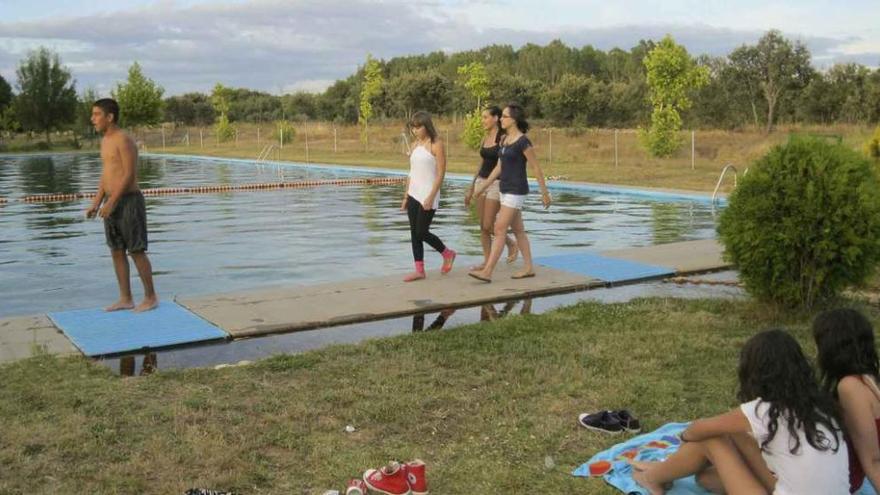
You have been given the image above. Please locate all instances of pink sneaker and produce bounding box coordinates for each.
[406,459,428,495]
[440,249,456,274]
[404,261,426,282]
[363,461,411,495]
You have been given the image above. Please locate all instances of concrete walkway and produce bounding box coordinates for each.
[179,263,601,338]
[0,239,730,364]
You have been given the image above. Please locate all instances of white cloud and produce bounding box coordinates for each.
[0,0,875,94]
[283,79,336,94]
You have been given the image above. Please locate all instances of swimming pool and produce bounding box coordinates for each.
[0,154,718,318]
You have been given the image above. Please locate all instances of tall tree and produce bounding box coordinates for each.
[358,55,384,147]
[112,62,164,129]
[13,47,77,143]
[76,88,99,131]
[0,73,13,138]
[211,83,235,142]
[641,35,709,157]
[72,87,100,148]
[542,74,609,126]
[731,30,813,133]
[0,74,12,113]
[386,70,452,119]
[457,62,491,150]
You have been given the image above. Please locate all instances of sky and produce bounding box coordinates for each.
[0,0,878,96]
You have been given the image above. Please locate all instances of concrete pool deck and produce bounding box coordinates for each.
[0,239,729,364]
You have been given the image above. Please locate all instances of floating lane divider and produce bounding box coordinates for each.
[19,177,407,203]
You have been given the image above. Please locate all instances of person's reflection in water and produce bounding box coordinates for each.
[481,298,533,321]
[119,352,158,376]
[412,308,456,332]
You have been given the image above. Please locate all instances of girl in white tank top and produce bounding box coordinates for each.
[408,144,440,210]
[400,112,456,282]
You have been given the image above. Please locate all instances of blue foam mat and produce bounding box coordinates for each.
[48,301,227,356]
[536,253,674,283]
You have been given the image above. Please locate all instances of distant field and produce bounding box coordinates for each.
[2,122,875,193]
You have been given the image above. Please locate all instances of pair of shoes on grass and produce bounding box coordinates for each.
[577,409,641,434]
[362,459,428,495]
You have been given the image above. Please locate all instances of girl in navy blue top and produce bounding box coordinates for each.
[469,104,550,282]
[464,106,518,270]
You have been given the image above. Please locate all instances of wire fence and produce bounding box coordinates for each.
[132,121,734,173]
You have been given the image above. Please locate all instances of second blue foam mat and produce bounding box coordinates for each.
[48,301,228,357]
[535,253,674,283]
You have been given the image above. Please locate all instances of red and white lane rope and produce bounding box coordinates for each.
[17,177,406,204]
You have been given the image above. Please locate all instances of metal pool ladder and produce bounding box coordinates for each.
[712,164,746,204]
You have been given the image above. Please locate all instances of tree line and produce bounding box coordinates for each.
[1,30,879,145]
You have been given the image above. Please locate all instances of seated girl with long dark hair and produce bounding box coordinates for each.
[631,329,848,495]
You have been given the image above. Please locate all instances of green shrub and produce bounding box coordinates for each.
[271,120,296,143]
[214,114,236,143]
[460,109,483,151]
[865,126,880,160]
[640,106,683,158]
[718,136,880,309]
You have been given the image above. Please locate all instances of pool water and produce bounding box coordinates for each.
[0,154,718,318]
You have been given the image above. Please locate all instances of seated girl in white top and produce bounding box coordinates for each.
[631,329,848,495]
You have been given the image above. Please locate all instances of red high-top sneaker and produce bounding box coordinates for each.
[405,459,428,495]
[363,461,411,495]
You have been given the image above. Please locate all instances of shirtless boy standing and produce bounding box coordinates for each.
[86,98,158,312]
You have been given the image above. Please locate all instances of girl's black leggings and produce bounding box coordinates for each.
[407,195,446,262]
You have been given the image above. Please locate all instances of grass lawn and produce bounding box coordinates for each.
[1,297,872,494]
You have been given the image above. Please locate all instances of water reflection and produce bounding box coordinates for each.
[119,352,158,376]
[19,156,82,194]
[137,158,166,188]
[651,202,693,244]
[411,298,533,332]
[480,298,533,321]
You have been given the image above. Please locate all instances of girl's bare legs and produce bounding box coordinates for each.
[702,436,769,495]
[475,196,516,270]
[630,442,710,495]
[473,193,489,270]
[730,432,776,492]
[631,435,770,495]
[470,205,518,280]
[509,209,533,277]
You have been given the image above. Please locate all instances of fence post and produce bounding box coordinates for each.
[614,129,619,168]
[691,130,695,170]
[199,128,203,148]
[280,127,283,149]
[186,131,190,147]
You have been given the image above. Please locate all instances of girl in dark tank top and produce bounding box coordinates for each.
[465,106,517,270]
[478,133,501,179]
[468,104,551,283]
